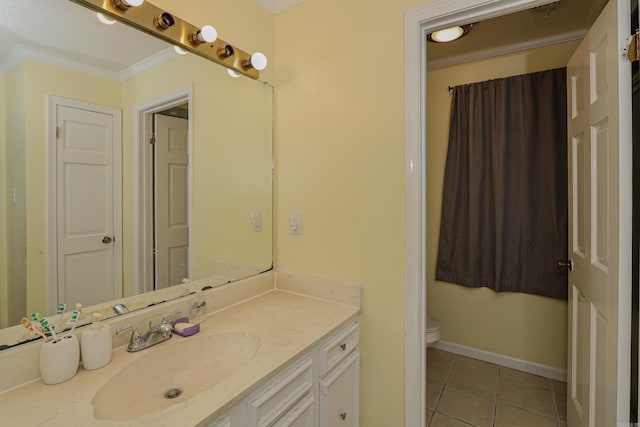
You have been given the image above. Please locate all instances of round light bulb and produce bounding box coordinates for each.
[174,46,188,55]
[198,25,218,43]
[125,0,144,6]
[97,13,116,25]
[250,52,267,71]
[430,26,464,42]
[227,69,241,78]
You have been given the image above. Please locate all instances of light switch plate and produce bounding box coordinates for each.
[250,211,262,232]
[289,213,301,234]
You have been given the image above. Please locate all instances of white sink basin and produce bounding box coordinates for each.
[92,332,260,421]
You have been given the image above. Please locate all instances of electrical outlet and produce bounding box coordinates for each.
[289,213,301,235]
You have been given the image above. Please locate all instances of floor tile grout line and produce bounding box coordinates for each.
[493,366,502,427]
[428,348,566,427]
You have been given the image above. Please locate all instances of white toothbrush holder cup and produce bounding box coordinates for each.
[39,335,80,385]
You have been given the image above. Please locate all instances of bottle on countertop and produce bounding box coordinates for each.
[190,291,207,324]
[80,313,112,370]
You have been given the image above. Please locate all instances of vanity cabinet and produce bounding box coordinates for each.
[319,352,359,427]
[318,321,360,427]
[201,318,359,427]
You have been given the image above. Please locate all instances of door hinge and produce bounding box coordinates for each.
[150,133,156,145]
[624,31,640,62]
[56,126,60,139]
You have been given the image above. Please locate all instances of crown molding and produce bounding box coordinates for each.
[0,44,119,80]
[254,0,309,14]
[118,47,178,82]
[0,44,179,83]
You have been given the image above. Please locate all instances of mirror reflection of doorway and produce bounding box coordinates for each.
[152,107,190,290]
[48,96,123,315]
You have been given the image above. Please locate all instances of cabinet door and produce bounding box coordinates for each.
[319,352,359,427]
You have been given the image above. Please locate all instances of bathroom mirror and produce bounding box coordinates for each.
[0,0,273,348]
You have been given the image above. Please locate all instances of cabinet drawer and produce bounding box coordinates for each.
[272,393,315,427]
[248,356,314,427]
[319,351,359,427]
[208,414,231,427]
[318,321,359,376]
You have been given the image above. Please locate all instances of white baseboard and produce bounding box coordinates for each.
[432,340,567,382]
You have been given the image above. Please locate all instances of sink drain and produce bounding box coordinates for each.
[163,387,183,399]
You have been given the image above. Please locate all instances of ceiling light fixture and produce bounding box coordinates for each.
[114,0,144,9]
[242,52,268,71]
[96,12,116,25]
[428,24,474,43]
[190,25,218,44]
[227,69,241,78]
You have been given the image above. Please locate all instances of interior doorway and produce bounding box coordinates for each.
[47,96,122,314]
[404,0,632,425]
[133,87,193,295]
[152,108,190,290]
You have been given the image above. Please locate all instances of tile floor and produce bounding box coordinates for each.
[427,348,567,427]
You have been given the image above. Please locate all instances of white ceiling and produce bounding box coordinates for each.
[0,0,173,79]
[427,0,608,69]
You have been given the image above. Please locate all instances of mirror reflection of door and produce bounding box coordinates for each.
[50,97,122,312]
[152,108,190,290]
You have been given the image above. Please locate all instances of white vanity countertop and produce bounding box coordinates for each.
[0,290,360,426]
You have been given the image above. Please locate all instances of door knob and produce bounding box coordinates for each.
[557,259,573,271]
[102,236,113,244]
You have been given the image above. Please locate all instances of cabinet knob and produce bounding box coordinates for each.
[340,343,347,351]
[340,412,347,420]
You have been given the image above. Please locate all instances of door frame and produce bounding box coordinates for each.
[47,96,123,315]
[403,0,605,425]
[133,86,193,295]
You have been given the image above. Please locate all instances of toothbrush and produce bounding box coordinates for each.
[65,310,80,337]
[20,317,37,337]
[55,303,66,330]
[39,318,58,342]
[20,318,50,342]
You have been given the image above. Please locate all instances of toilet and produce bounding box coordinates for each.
[425,316,441,348]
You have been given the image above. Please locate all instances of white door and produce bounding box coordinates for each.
[53,99,122,309]
[566,0,632,425]
[154,114,189,289]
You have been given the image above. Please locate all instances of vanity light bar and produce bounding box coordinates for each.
[69,0,261,79]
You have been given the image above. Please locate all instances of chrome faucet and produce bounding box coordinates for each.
[116,310,181,352]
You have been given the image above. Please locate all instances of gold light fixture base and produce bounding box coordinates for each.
[70,0,260,79]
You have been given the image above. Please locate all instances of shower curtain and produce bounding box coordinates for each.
[435,68,568,299]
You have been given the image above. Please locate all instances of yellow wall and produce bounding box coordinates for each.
[426,41,580,370]
[0,74,7,327]
[4,64,27,327]
[274,0,428,424]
